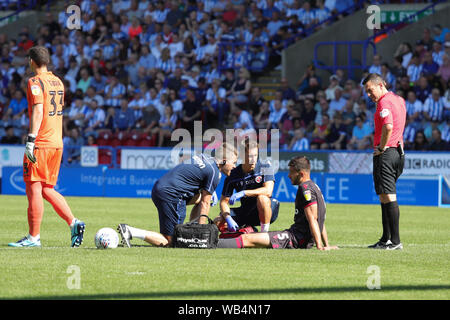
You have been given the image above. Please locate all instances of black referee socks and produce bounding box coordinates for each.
[380,203,391,243]
[385,201,401,245]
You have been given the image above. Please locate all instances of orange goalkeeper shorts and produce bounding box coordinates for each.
[23,148,63,186]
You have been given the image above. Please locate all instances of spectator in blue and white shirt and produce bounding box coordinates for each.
[432,41,445,66]
[80,12,96,34]
[314,0,331,25]
[407,54,423,84]
[267,11,285,37]
[289,128,310,151]
[84,99,106,135]
[267,99,287,129]
[403,116,416,150]
[298,1,315,29]
[286,0,302,19]
[368,54,382,75]
[83,35,100,61]
[114,98,136,132]
[423,88,445,123]
[104,76,127,108]
[406,90,423,129]
[67,98,90,128]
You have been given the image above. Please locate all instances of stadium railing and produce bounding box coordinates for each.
[312,0,446,78]
[217,0,368,73]
[0,0,37,22]
[313,40,377,80]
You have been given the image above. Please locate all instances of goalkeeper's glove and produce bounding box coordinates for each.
[25,134,36,164]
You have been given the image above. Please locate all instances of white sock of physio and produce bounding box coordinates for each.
[127,226,148,240]
[260,223,270,232]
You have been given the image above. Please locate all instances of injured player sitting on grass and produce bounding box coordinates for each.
[217,156,339,250]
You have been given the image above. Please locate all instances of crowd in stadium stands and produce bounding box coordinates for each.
[0,0,449,166]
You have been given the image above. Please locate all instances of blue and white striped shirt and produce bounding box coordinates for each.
[407,64,423,83]
[291,138,310,151]
[405,99,422,117]
[314,7,331,23]
[298,9,315,26]
[403,124,416,143]
[104,83,126,108]
[423,96,444,122]
[432,50,445,66]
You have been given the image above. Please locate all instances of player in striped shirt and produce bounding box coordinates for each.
[423,88,445,122]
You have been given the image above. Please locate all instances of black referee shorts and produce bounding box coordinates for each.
[373,147,405,195]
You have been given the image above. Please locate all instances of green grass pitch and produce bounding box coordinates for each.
[0,194,449,300]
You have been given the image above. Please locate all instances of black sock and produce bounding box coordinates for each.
[385,201,400,245]
[380,203,391,242]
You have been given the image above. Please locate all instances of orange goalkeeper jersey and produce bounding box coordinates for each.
[26,71,64,149]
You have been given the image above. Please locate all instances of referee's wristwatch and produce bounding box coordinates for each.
[377,146,386,153]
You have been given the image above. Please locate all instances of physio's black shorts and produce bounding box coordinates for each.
[230,198,280,227]
[373,147,405,195]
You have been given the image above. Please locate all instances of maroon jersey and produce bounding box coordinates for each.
[289,179,326,243]
[374,91,406,148]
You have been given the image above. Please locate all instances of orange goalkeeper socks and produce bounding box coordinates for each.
[42,185,75,226]
[26,181,44,237]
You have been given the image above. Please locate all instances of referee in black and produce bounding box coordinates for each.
[363,73,406,250]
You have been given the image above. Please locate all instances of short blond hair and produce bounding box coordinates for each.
[215,142,238,163]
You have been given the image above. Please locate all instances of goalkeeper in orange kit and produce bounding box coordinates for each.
[8,46,86,248]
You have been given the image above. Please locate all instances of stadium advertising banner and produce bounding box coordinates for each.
[275,152,329,173]
[329,152,450,175]
[120,148,179,170]
[2,167,165,198]
[403,152,450,175]
[0,146,23,178]
[328,153,373,174]
[2,167,440,206]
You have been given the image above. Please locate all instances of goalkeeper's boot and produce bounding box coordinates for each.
[71,219,86,247]
[8,235,41,247]
[117,224,132,248]
[368,239,392,249]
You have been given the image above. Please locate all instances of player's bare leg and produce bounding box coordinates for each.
[118,224,170,247]
[145,232,170,247]
[256,195,272,232]
[241,232,271,248]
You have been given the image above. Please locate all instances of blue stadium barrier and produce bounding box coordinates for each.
[313,40,377,80]
[1,166,440,206]
[313,0,446,78]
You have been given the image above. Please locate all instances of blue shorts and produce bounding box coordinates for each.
[230,198,280,227]
[151,191,186,236]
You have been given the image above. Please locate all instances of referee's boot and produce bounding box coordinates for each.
[368,239,392,249]
[386,242,403,250]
